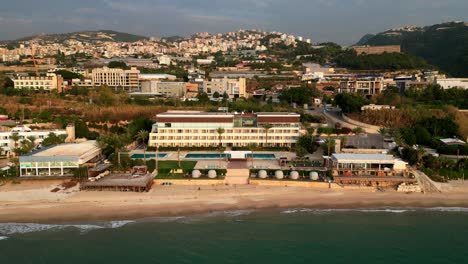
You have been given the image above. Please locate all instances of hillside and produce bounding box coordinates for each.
[356,21,468,77]
[6,30,148,44]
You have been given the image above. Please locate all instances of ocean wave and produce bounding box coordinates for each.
[425,207,468,212]
[0,220,135,236]
[282,207,468,215]
[0,236,8,240]
[281,208,414,214]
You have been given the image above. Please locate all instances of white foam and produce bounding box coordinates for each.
[0,220,135,236]
[425,207,468,212]
[0,236,8,240]
[106,220,135,229]
[281,208,413,214]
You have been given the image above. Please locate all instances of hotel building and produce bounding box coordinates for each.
[91,67,140,91]
[148,111,301,148]
[13,73,64,92]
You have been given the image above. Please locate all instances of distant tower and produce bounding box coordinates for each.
[66,124,76,143]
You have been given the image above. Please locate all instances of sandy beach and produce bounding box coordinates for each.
[1,180,468,223]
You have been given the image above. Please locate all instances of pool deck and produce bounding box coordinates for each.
[129,150,296,162]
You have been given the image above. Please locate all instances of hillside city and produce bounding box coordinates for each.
[0,22,467,194]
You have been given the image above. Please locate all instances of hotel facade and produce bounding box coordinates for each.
[91,67,140,91]
[148,111,302,148]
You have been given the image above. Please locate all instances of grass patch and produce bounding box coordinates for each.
[156,161,196,179]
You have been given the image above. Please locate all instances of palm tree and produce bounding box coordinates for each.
[216,127,225,147]
[262,123,273,147]
[247,143,257,168]
[135,129,149,164]
[416,145,426,167]
[10,133,20,156]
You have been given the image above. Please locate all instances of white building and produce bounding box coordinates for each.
[13,73,64,92]
[436,78,468,90]
[330,153,408,177]
[91,67,140,91]
[203,77,247,99]
[19,141,101,177]
[149,111,301,148]
[0,126,67,156]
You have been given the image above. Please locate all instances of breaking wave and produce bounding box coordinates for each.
[0,220,135,236]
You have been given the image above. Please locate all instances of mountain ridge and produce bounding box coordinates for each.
[355,21,468,77]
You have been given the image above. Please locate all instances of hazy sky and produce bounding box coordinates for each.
[1,0,467,45]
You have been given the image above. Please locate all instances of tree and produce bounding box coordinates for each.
[10,133,20,150]
[213,91,220,98]
[42,133,67,147]
[108,61,129,69]
[262,123,273,147]
[135,129,149,164]
[334,93,369,113]
[216,127,225,147]
[295,145,308,158]
[296,134,318,154]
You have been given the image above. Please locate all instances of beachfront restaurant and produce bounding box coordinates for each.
[19,141,102,177]
[330,153,412,187]
[330,153,408,177]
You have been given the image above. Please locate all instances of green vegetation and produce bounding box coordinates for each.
[156,161,197,178]
[54,70,83,80]
[108,61,130,69]
[334,93,369,113]
[334,50,430,70]
[358,22,468,77]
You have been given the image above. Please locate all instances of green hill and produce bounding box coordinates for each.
[356,22,468,77]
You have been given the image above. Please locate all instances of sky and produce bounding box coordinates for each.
[1,0,468,45]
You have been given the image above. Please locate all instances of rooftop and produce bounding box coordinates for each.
[29,141,99,157]
[332,153,397,162]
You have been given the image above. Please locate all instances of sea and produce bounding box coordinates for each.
[1,207,468,264]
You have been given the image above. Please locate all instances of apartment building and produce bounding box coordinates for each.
[148,111,301,148]
[91,67,140,91]
[203,77,247,98]
[339,77,384,96]
[13,73,64,92]
[140,81,186,97]
[0,126,67,156]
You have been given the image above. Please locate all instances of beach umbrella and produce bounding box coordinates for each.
[310,171,319,181]
[192,170,201,179]
[258,170,268,179]
[208,170,217,179]
[290,171,299,180]
[275,170,284,180]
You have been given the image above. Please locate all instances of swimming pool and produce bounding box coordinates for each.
[184,153,231,159]
[245,153,277,159]
[184,153,277,159]
[131,153,168,159]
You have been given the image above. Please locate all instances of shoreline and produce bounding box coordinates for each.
[1,182,468,224]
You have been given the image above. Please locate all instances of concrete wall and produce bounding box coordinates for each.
[154,179,225,185]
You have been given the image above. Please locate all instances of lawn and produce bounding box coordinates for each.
[156,161,197,179]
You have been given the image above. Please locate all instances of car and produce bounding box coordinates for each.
[315,139,326,144]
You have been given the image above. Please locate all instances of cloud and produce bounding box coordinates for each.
[0,0,467,44]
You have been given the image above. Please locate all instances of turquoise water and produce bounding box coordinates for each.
[130,153,167,159]
[1,208,468,264]
[245,153,276,159]
[184,153,276,159]
[185,153,231,159]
